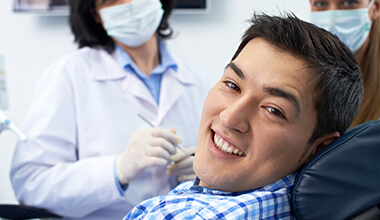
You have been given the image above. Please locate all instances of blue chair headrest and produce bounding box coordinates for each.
[292,120,380,220]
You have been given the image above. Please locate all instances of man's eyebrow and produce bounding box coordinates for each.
[225,62,245,79]
[263,86,301,115]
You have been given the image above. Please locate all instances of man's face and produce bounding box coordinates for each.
[193,38,325,192]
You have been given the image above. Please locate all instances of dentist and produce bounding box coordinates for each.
[10,0,209,219]
[310,0,380,127]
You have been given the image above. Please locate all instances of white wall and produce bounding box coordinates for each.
[0,0,311,204]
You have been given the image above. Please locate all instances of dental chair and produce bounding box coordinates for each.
[1,121,379,219]
[292,120,380,220]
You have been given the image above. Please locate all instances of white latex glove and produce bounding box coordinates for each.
[116,127,182,184]
[166,146,197,182]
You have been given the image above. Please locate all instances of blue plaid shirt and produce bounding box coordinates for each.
[124,173,297,219]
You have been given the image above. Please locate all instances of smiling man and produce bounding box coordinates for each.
[124,13,363,219]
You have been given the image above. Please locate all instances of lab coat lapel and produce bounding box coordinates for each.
[90,49,127,80]
[89,48,157,109]
[122,74,157,109]
[157,68,195,124]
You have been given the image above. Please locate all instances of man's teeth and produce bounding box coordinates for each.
[213,134,246,157]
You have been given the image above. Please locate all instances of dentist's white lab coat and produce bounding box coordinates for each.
[10,47,210,220]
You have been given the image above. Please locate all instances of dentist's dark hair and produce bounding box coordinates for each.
[231,13,363,153]
[67,0,176,53]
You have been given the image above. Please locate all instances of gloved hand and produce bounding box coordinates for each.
[116,127,182,184]
[166,146,197,182]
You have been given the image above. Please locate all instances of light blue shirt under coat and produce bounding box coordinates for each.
[115,40,178,105]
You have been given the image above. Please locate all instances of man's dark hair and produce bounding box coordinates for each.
[232,13,363,146]
[67,0,176,53]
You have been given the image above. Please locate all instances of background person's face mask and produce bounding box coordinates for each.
[100,0,164,48]
[311,0,374,53]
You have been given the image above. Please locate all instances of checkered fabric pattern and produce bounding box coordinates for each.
[124,173,297,220]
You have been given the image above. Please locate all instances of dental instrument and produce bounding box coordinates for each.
[137,113,191,157]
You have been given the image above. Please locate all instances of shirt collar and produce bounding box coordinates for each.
[90,43,197,85]
[188,173,297,196]
[89,47,127,81]
[115,39,178,78]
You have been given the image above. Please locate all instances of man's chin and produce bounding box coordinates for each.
[198,176,235,191]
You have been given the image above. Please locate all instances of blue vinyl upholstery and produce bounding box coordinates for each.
[292,120,380,220]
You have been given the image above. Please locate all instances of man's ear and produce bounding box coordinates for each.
[320,131,340,146]
[369,0,380,21]
[308,131,340,161]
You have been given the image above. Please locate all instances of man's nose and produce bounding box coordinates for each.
[219,98,252,133]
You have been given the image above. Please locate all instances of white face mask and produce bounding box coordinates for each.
[310,0,374,53]
[100,0,164,48]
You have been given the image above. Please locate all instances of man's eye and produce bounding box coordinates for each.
[265,106,285,118]
[223,81,241,93]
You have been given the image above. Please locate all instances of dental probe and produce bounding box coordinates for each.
[137,113,192,158]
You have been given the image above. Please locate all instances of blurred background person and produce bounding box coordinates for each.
[310,0,380,127]
[10,0,210,219]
